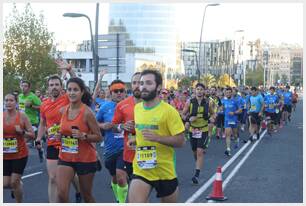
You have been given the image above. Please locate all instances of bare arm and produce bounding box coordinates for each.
[85,108,103,142]
[21,114,35,139]
[36,116,46,142]
[142,130,185,148]
[93,69,107,102]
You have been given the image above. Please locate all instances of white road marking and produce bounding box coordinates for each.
[185,133,257,203]
[222,129,267,189]
[21,171,43,179]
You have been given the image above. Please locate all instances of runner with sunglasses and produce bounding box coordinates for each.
[96,80,129,203]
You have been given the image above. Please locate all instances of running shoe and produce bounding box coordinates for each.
[224,150,231,156]
[234,139,240,149]
[75,192,82,203]
[192,176,199,185]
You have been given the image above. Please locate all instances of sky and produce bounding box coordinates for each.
[3,2,303,48]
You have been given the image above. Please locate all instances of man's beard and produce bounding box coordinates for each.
[141,88,157,101]
[51,89,60,98]
[133,89,141,99]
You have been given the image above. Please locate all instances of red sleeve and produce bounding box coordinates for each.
[112,103,124,124]
[40,103,46,120]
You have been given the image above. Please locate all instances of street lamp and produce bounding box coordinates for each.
[182,49,200,81]
[63,9,99,84]
[234,29,245,86]
[199,3,220,77]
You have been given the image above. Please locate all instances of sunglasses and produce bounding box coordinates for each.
[113,89,125,94]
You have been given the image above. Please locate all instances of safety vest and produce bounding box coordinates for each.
[189,98,209,129]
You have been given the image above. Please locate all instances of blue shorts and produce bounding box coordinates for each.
[224,119,238,128]
[104,151,125,176]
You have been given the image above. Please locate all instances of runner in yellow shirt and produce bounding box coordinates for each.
[127,69,185,203]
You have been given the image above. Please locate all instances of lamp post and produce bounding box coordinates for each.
[63,4,99,84]
[234,29,245,86]
[199,3,220,77]
[182,49,200,81]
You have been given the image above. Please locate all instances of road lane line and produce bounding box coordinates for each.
[222,129,267,190]
[21,171,43,179]
[185,135,253,203]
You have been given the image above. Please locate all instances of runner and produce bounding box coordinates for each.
[247,87,264,142]
[96,79,128,203]
[3,93,35,203]
[18,80,43,161]
[292,88,298,112]
[36,62,83,203]
[182,83,216,184]
[56,77,102,203]
[282,85,293,124]
[264,86,280,135]
[208,86,221,141]
[221,87,242,156]
[216,89,225,139]
[112,72,142,181]
[127,69,185,203]
[239,91,248,132]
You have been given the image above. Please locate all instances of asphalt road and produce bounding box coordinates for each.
[3,98,303,203]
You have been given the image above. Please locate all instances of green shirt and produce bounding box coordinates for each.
[18,92,41,125]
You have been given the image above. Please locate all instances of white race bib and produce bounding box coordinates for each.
[4,138,18,153]
[192,128,202,139]
[61,136,78,153]
[136,146,157,169]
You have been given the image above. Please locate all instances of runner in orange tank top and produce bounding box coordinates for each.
[3,93,35,203]
[56,77,102,203]
[36,64,83,203]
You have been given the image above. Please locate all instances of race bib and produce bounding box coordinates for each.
[228,120,236,125]
[137,146,157,169]
[250,105,256,111]
[192,128,202,139]
[61,136,78,153]
[19,102,25,112]
[4,138,18,153]
[47,125,60,140]
[114,131,124,139]
[269,104,274,109]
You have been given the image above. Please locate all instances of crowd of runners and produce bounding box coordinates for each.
[3,61,299,203]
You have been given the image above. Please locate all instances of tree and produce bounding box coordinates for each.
[200,74,217,87]
[245,65,264,86]
[217,74,236,88]
[178,76,192,89]
[4,3,59,94]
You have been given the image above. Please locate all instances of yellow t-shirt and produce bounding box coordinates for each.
[133,101,185,181]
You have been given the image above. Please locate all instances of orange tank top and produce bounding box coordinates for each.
[59,104,97,163]
[3,111,28,160]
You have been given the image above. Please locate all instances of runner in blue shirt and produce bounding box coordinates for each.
[221,87,242,156]
[96,80,128,203]
[247,87,264,142]
[232,88,244,137]
[264,87,280,135]
[282,85,293,124]
[239,91,248,132]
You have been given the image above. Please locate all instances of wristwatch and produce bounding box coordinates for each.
[83,133,88,140]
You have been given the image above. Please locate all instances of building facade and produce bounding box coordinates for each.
[109,3,179,71]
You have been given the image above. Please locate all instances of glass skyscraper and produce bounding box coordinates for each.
[109,3,178,69]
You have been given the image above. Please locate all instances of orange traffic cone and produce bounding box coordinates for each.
[206,166,227,201]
